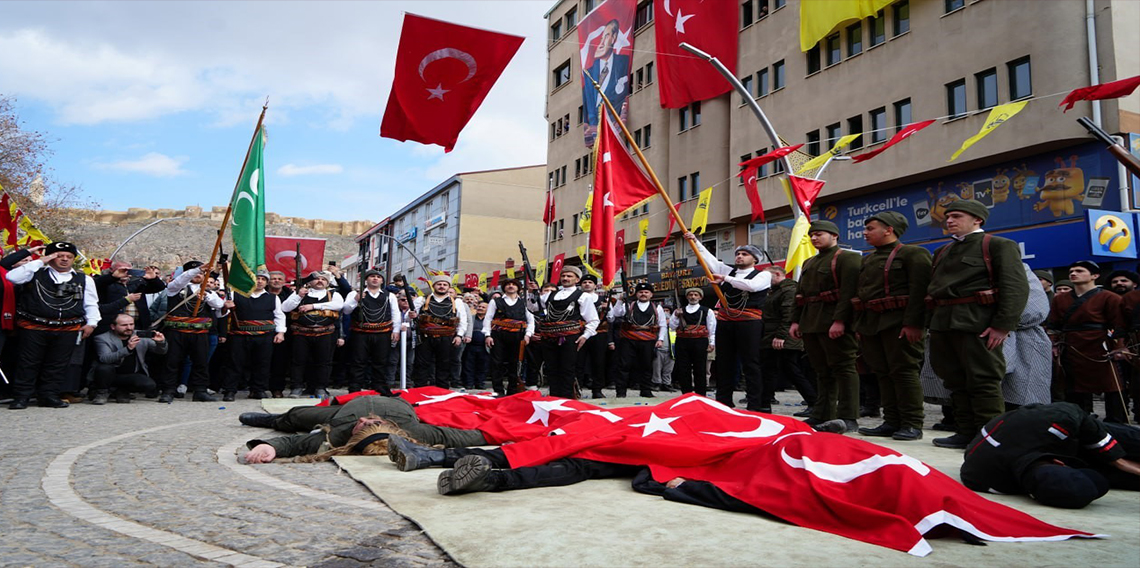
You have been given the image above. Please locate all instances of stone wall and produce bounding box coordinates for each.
[74,205,373,237]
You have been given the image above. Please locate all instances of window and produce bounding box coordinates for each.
[550,123,557,141]
[691,101,701,126]
[564,7,578,29]
[635,68,644,91]
[774,0,785,8]
[945,0,964,12]
[553,60,571,89]
[739,153,752,184]
[806,44,821,75]
[806,130,821,157]
[640,124,651,148]
[847,116,863,149]
[893,1,909,36]
[742,0,754,27]
[758,0,770,19]
[773,60,785,89]
[678,176,689,201]
[690,172,701,198]
[976,68,998,110]
[564,113,570,131]
[757,68,770,96]
[679,106,690,130]
[577,105,584,124]
[1008,56,1032,100]
[773,153,785,174]
[741,75,754,104]
[585,0,596,12]
[551,20,563,42]
[755,148,770,177]
[894,98,912,132]
[847,23,862,56]
[572,213,580,234]
[635,0,654,29]
[645,62,655,84]
[869,10,885,46]
[583,153,592,175]
[825,123,842,150]
[869,107,887,144]
[946,79,967,118]
[575,158,582,179]
[560,165,567,186]
[825,34,841,66]
[679,102,701,130]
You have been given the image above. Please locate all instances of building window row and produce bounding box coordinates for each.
[553,60,572,91]
[548,218,566,243]
[739,147,786,183]
[633,124,652,149]
[945,56,1031,119]
[739,59,785,104]
[802,97,913,157]
[574,153,593,179]
[550,112,572,141]
[550,6,579,42]
[549,164,569,189]
[806,1,908,75]
[634,62,655,93]
[740,0,785,28]
[677,171,700,202]
[678,101,702,132]
[634,0,654,30]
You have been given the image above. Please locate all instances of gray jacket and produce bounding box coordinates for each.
[93,331,169,377]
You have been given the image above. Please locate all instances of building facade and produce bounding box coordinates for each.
[356,166,546,285]
[544,0,1139,286]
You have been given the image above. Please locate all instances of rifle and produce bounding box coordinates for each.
[294,243,303,296]
[517,241,542,395]
[217,247,237,331]
[1077,117,1140,179]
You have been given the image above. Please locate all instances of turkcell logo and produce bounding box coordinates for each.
[1087,209,1138,259]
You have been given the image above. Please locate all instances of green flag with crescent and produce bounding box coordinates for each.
[229,127,267,296]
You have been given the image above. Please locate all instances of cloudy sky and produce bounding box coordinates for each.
[0,0,552,222]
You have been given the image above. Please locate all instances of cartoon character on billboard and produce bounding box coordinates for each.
[957,181,975,201]
[991,169,1011,204]
[1011,165,1038,200]
[927,182,959,234]
[1033,156,1085,217]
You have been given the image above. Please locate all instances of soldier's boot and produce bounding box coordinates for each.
[388,435,447,472]
[815,418,858,434]
[437,455,501,495]
[932,433,973,449]
[239,412,281,428]
[857,422,898,437]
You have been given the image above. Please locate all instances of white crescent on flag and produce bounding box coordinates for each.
[418,48,477,83]
[780,447,931,483]
[273,250,309,271]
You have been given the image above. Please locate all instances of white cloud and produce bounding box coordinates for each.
[96,152,188,177]
[277,163,344,176]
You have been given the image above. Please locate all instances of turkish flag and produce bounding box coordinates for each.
[550,253,566,283]
[736,145,802,223]
[490,270,501,289]
[464,273,479,289]
[659,214,676,250]
[850,120,935,163]
[614,229,626,263]
[380,14,524,152]
[788,175,825,219]
[589,116,658,285]
[653,0,737,108]
[1060,75,1140,112]
[264,236,326,281]
[542,190,556,225]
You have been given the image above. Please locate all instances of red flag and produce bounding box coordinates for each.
[464,273,479,289]
[577,0,637,147]
[653,0,737,108]
[490,270,500,289]
[550,253,566,283]
[589,116,659,285]
[380,14,524,152]
[658,214,676,250]
[740,169,765,223]
[614,229,626,262]
[0,193,20,247]
[738,144,804,170]
[264,236,326,281]
[850,120,935,163]
[788,175,825,218]
[542,190,556,225]
[1060,75,1140,112]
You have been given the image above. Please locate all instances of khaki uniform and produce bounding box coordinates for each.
[854,243,932,430]
[927,232,1029,437]
[793,246,861,421]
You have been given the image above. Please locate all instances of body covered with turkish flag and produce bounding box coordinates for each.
[589,116,658,286]
[264,235,326,281]
[654,0,737,108]
[380,14,524,152]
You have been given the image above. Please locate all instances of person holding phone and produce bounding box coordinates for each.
[91,313,167,404]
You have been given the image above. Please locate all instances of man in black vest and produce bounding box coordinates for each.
[265,270,293,397]
[5,242,100,409]
[223,269,285,400]
[539,266,600,399]
[609,283,667,398]
[413,274,468,389]
[282,270,344,399]
[158,260,224,403]
[684,233,772,410]
[670,287,715,397]
[483,278,534,396]
[343,269,400,395]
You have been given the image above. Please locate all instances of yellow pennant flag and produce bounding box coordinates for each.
[577,245,602,278]
[797,134,861,174]
[478,272,488,292]
[578,190,593,234]
[800,0,893,52]
[536,259,548,286]
[451,273,460,286]
[409,282,422,297]
[506,266,516,280]
[635,218,649,259]
[784,215,818,277]
[949,100,1029,161]
[691,187,713,235]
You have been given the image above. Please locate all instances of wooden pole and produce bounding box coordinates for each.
[585,73,730,311]
[192,101,268,316]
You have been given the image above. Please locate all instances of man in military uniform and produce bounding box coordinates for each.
[412,275,468,389]
[281,271,345,399]
[790,221,861,433]
[610,283,667,398]
[683,233,772,410]
[223,269,286,400]
[483,278,534,396]
[852,212,932,441]
[158,260,224,403]
[760,266,815,416]
[670,288,715,397]
[5,242,100,409]
[538,266,600,399]
[1034,270,1054,303]
[343,270,401,395]
[926,200,1029,449]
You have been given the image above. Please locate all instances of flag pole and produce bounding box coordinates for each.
[192,99,269,317]
[585,73,730,311]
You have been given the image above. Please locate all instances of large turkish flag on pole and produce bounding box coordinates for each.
[380,14,524,152]
[264,236,326,280]
[589,116,658,286]
[654,0,738,109]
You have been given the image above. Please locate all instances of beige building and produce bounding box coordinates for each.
[356,165,546,283]
[545,0,1139,281]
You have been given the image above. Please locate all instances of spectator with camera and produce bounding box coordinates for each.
[91,313,167,404]
[94,261,166,333]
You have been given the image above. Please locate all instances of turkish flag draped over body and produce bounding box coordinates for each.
[589,116,658,285]
[380,14,524,152]
[788,175,825,218]
[1060,75,1140,112]
[264,236,326,281]
[653,0,738,108]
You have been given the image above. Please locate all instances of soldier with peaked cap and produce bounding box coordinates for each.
[538,265,600,399]
[343,269,401,395]
[683,232,772,410]
[5,242,100,409]
[223,268,286,399]
[926,200,1029,449]
[669,287,715,397]
[483,277,534,396]
[610,282,667,397]
[791,221,861,434]
[853,211,932,441]
[411,274,468,389]
[156,259,224,403]
[282,270,345,399]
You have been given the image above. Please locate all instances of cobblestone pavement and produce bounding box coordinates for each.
[0,394,457,568]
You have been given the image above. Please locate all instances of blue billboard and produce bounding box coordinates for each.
[822,142,1122,248]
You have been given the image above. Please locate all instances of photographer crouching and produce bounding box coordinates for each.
[91,313,167,404]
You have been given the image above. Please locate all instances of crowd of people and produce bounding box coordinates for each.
[3,199,1139,455]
